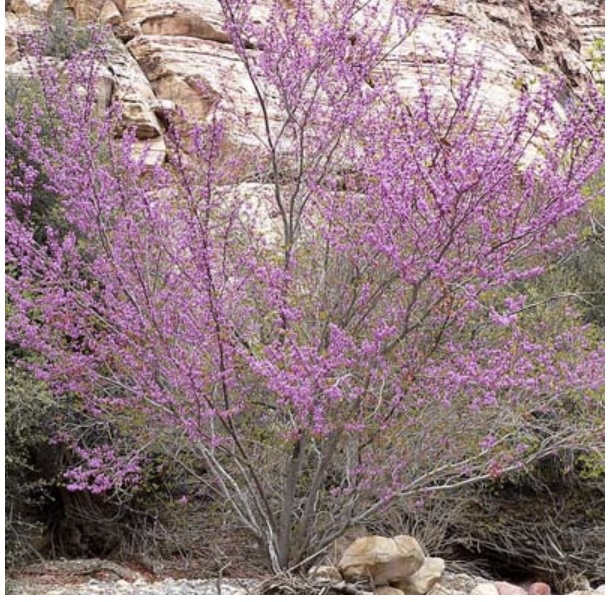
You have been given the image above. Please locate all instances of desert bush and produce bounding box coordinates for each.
[5,0,604,570]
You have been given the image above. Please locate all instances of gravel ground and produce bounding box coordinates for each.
[7,576,259,596]
[6,564,605,596]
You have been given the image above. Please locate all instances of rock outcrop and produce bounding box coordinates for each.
[106,43,163,139]
[5,0,604,163]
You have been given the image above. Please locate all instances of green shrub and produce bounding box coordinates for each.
[44,10,98,60]
[4,362,57,565]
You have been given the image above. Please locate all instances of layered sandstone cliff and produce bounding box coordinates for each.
[5,0,605,165]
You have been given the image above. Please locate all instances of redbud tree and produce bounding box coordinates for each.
[6,1,604,569]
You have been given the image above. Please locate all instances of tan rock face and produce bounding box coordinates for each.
[130,137,167,167]
[5,10,42,60]
[126,34,282,149]
[133,0,230,44]
[125,35,236,119]
[475,0,589,84]
[66,0,107,22]
[562,0,605,82]
[99,1,122,25]
[6,0,604,165]
[10,0,54,15]
[126,0,601,154]
[106,44,163,138]
[338,535,424,586]
[6,33,20,64]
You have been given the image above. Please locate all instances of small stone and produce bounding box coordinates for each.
[471,583,500,595]
[441,572,479,593]
[528,582,551,595]
[428,584,460,595]
[495,581,528,595]
[596,585,606,594]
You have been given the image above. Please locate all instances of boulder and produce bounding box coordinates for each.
[471,583,500,595]
[393,557,445,595]
[375,586,406,595]
[326,526,368,566]
[338,535,424,586]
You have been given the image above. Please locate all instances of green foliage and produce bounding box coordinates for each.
[576,450,605,481]
[44,10,97,60]
[5,366,54,476]
[568,167,605,326]
[4,362,57,565]
[507,167,605,328]
[589,38,605,92]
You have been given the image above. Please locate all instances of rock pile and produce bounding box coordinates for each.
[309,533,606,596]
